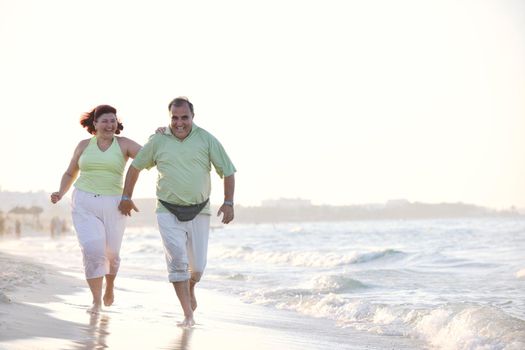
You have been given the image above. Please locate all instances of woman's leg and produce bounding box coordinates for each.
[103,274,116,306]
[72,189,107,313]
[87,276,104,313]
[102,195,127,307]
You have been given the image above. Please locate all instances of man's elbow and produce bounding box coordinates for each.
[128,165,141,175]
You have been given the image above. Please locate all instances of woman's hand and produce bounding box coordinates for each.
[155,126,167,134]
[50,192,62,204]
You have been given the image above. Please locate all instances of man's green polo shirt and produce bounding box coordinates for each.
[131,124,236,215]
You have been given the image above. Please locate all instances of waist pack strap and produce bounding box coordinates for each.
[158,198,209,222]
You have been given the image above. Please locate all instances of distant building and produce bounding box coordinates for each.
[0,190,52,212]
[261,198,312,208]
[385,199,410,208]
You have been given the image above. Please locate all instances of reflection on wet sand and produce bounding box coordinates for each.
[166,328,194,350]
[73,312,110,350]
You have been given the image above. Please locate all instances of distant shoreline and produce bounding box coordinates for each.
[0,190,521,228]
[127,198,522,226]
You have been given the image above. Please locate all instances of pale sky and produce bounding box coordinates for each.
[0,0,524,209]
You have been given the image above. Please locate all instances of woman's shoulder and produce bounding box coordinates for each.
[116,135,137,141]
[73,138,92,156]
[77,138,92,148]
[115,136,140,146]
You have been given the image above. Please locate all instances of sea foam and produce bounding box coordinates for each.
[413,304,525,350]
[241,286,525,350]
[210,246,405,268]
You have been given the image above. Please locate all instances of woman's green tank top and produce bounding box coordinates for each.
[74,137,126,195]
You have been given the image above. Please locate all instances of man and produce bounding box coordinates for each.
[118,97,236,327]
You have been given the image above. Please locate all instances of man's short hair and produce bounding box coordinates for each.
[168,96,194,115]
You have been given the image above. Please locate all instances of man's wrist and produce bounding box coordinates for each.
[223,200,234,207]
[121,195,131,201]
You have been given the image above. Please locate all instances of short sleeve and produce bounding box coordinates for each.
[209,135,236,178]
[131,134,158,170]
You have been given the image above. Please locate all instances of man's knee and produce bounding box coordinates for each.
[190,272,202,283]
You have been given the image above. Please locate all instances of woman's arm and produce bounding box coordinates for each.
[50,140,88,203]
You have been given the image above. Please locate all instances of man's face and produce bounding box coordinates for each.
[169,103,193,140]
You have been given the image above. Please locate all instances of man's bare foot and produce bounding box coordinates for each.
[190,289,197,311]
[177,316,195,328]
[189,277,199,311]
[87,302,102,314]
[103,287,114,306]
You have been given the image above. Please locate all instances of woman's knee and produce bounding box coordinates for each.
[106,249,120,262]
[80,239,105,256]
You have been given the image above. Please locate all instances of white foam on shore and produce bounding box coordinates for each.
[413,305,525,350]
[241,289,525,350]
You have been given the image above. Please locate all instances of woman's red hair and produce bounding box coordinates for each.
[79,104,124,135]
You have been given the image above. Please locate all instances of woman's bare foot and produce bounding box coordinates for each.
[103,275,116,307]
[177,316,195,328]
[87,302,102,314]
[103,287,114,306]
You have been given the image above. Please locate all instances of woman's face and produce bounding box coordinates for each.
[94,113,118,136]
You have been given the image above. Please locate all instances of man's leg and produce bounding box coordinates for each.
[189,272,202,311]
[172,280,195,327]
[187,215,210,312]
[157,213,194,326]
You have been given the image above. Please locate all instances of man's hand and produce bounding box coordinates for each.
[118,200,139,216]
[217,204,234,224]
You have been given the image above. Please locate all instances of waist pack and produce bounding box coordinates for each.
[158,198,209,222]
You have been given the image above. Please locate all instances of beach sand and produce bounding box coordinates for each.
[0,240,422,350]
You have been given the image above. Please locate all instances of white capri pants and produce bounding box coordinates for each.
[156,212,210,282]
[71,189,126,279]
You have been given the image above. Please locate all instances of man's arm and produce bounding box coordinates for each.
[118,165,142,216]
[217,174,235,224]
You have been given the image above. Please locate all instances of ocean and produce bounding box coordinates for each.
[2,218,525,349]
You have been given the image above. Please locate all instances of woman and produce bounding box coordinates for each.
[51,105,141,314]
